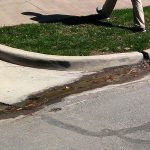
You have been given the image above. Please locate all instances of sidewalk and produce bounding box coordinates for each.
[0,0,149,26]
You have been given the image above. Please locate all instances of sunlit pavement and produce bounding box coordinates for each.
[0,60,87,104]
[0,0,149,26]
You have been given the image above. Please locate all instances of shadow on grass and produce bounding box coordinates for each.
[22,12,132,31]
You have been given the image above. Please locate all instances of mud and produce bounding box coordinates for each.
[0,61,150,120]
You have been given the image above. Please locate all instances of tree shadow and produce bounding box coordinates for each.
[42,115,150,145]
[22,12,132,31]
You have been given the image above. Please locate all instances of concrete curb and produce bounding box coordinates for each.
[143,49,150,60]
[0,44,144,71]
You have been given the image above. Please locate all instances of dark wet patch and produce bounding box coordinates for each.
[0,61,150,120]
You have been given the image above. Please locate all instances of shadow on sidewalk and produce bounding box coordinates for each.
[22,12,132,31]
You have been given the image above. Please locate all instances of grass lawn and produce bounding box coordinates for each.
[0,7,150,56]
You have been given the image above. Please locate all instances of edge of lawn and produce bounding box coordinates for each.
[0,7,149,71]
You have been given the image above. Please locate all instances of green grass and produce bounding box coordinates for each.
[0,7,150,56]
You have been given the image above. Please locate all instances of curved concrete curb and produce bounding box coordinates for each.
[0,44,144,71]
[143,49,150,59]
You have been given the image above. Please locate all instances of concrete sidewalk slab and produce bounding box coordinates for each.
[0,0,46,26]
[0,0,149,26]
[0,60,88,104]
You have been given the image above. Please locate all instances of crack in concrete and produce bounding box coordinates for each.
[25,0,49,14]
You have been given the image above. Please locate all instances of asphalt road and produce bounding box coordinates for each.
[0,72,150,150]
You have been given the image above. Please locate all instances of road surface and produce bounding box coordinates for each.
[0,72,150,150]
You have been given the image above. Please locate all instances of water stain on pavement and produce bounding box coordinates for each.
[0,61,150,119]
